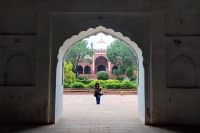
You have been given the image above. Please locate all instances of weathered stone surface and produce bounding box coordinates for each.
[0,0,200,126]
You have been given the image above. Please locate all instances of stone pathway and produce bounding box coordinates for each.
[0,95,200,133]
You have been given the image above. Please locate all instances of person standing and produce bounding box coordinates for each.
[94,83,103,104]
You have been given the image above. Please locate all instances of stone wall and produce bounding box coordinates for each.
[0,0,200,125]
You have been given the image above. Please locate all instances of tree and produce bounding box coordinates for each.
[63,61,76,84]
[125,67,133,78]
[113,68,122,78]
[64,40,94,77]
[106,39,137,74]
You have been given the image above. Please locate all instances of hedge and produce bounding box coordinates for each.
[76,79,91,84]
[76,76,88,80]
[103,83,122,89]
[121,80,137,89]
[71,82,86,88]
[64,79,137,89]
[64,82,71,88]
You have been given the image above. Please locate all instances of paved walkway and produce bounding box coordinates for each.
[1,95,200,133]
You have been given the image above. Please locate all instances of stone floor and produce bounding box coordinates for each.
[0,95,200,133]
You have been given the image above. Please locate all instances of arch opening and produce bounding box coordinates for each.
[84,65,91,74]
[77,65,83,74]
[55,26,145,123]
[97,65,106,72]
[95,56,108,73]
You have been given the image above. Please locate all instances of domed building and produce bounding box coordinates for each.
[77,36,116,79]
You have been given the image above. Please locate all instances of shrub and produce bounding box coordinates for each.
[86,79,121,88]
[87,82,96,88]
[121,80,134,89]
[115,77,124,81]
[63,62,76,84]
[77,76,88,80]
[86,80,105,88]
[103,83,122,89]
[105,80,120,83]
[97,80,106,86]
[96,71,109,80]
[76,79,91,84]
[125,67,133,78]
[87,80,99,88]
[71,82,86,88]
[130,77,136,81]
[132,82,138,89]
[63,82,71,88]
[113,69,121,77]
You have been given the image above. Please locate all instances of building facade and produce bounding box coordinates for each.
[77,38,115,79]
[77,49,115,79]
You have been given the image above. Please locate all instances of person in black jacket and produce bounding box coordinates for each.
[94,83,103,104]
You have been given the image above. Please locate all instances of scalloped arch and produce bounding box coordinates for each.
[55,26,145,123]
[58,26,143,62]
[57,26,144,85]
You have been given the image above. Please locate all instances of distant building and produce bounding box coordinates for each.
[77,37,117,79]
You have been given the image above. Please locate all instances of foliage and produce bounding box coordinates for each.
[63,61,76,84]
[113,68,122,77]
[103,83,122,89]
[105,80,120,83]
[71,82,86,88]
[64,82,71,88]
[130,77,136,81]
[106,39,137,75]
[77,76,89,80]
[96,71,109,80]
[115,77,124,81]
[125,67,133,78]
[86,80,101,88]
[64,40,94,76]
[86,79,121,88]
[133,70,138,79]
[76,79,91,84]
[121,80,137,89]
[86,80,105,88]
[131,81,138,89]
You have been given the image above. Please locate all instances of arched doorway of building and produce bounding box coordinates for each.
[77,65,83,74]
[95,56,108,74]
[84,65,91,74]
[97,65,106,72]
[55,26,145,123]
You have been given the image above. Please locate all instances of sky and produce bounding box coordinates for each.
[83,32,115,49]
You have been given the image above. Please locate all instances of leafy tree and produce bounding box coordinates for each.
[64,40,94,77]
[113,68,122,78]
[63,61,76,84]
[96,71,109,80]
[125,67,133,78]
[106,39,137,75]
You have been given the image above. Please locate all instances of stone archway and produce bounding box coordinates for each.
[95,56,108,73]
[84,65,91,74]
[55,26,145,123]
[77,65,83,74]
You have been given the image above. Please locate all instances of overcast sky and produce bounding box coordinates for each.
[84,32,115,49]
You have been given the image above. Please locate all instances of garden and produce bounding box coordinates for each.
[63,37,138,90]
[64,67,138,90]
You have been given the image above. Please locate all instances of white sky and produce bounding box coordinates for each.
[83,32,115,49]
